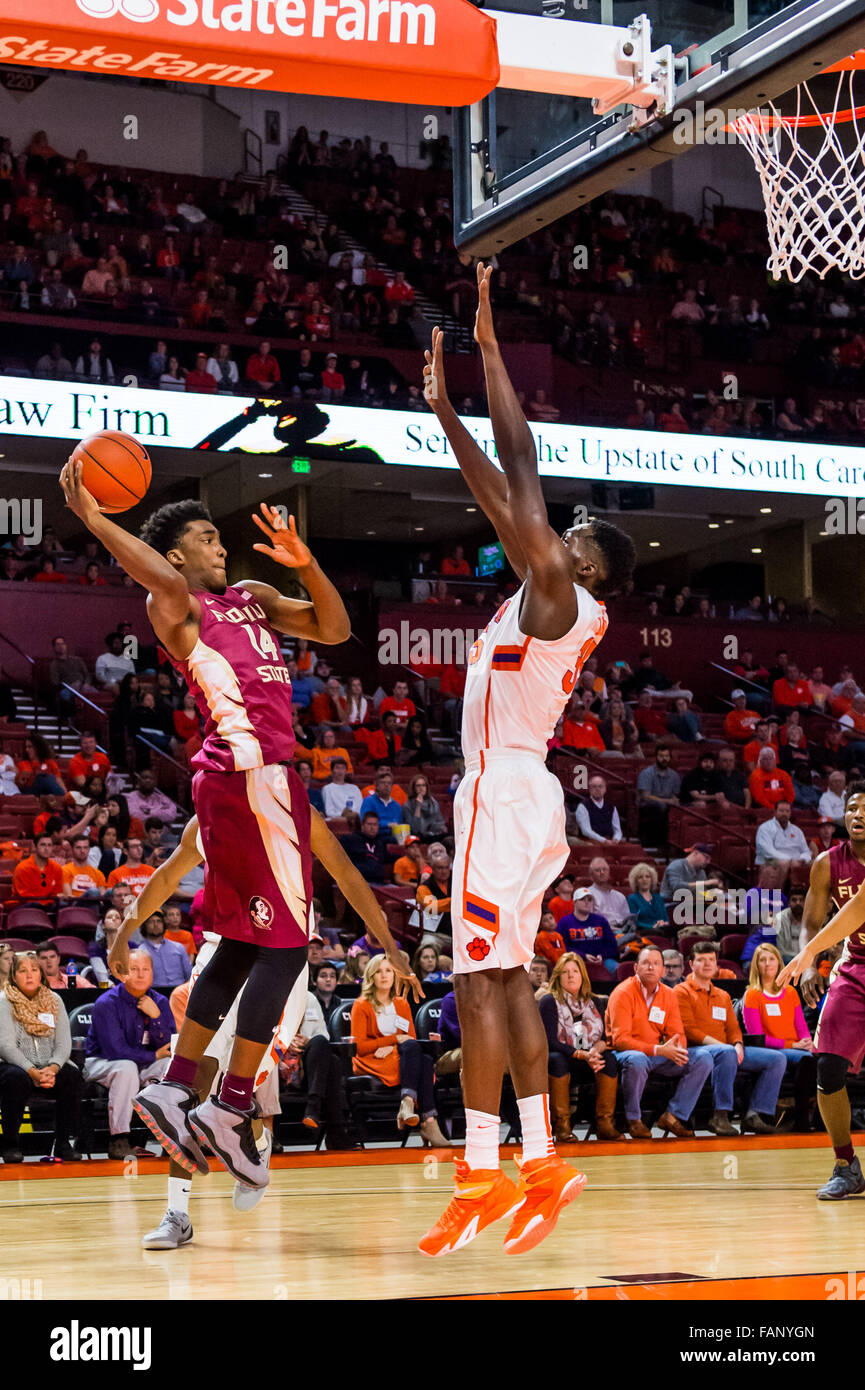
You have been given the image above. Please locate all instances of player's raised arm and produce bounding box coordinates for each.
[423,326,527,580]
[794,852,834,1005]
[473,264,573,606]
[108,818,203,978]
[308,808,424,1002]
[242,505,350,645]
[779,875,865,989]
[60,457,192,629]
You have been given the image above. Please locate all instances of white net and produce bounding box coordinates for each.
[733,68,865,282]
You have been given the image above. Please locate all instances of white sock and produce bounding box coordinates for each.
[518,1094,555,1163]
[168,1176,191,1215]
[464,1109,501,1172]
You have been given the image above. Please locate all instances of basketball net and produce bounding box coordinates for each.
[732,64,865,283]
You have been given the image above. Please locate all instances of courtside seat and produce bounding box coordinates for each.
[328,999,411,1148]
[5,905,54,935]
[56,905,99,937]
[44,934,90,962]
[719,933,748,962]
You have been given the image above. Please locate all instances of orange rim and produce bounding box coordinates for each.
[727,47,865,132]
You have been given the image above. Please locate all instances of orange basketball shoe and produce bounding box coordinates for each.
[503,1154,586,1255]
[417,1160,524,1257]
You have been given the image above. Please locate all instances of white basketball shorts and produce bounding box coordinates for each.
[451,748,568,974]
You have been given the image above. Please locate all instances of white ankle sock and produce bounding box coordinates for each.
[464,1109,501,1172]
[518,1094,555,1163]
[168,1176,191,1215]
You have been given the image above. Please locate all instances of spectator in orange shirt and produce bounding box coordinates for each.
[78,561,107,588]
[310,728,353,780]
[743,721,779,772]
[839,694,865,763]
[829,678,858,720]
[416,843,453,931]
[163,903,196,960]
[384,270,415,306]
[33,557,67,585]
[772,661,812,714]
[534,909,566,965]
[607,946,713,1138]
[68,731,111,789]
[548,875,575,922]
[245,339,280,387]
[321,352,345,400]
[16,734,65,796]
[724,689,760,742]
[441,544,471,577]
[185,350,217,392]
[310,676,352,735]
[561,696,606,752]
[393,836,425,885]
[12,833,63,905]
[61,834,106,899]
[356,711,402,765]
[749,747,796,808]
[350,955,444,1142]
[106,837,156,898]
[379,679,417,731]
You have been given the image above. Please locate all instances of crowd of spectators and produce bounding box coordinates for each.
[4,543,861,1159]
[6,125,865,438]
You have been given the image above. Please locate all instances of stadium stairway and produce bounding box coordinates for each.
[8,689,82,761]
[239,173,474,353]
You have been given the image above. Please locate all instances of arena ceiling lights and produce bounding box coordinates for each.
[0,0,500,103]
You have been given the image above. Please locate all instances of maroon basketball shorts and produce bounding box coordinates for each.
[815,957,865,1072]
[192,762,313,949]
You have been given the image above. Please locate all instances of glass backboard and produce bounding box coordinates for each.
[454,0,865,253]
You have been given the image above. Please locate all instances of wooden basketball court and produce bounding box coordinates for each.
[1,1135,863,1301]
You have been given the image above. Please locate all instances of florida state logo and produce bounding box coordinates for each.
[248,895,274,930]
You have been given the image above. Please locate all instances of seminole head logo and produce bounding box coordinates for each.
[248,895,274,930]
[75,0,160,20]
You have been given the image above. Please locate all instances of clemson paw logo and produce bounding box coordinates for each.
[466,936,490,961]
[75,0,160,22]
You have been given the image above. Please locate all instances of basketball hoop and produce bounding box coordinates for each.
[731,51,865,282]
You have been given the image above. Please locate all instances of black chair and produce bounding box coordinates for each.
[329,997,411,1147]
[67,1003,104,1158]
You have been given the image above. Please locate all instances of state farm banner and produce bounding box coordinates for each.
[2,374,864,496]
[0,0,499,103]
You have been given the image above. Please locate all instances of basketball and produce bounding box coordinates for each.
[69,430,152,514]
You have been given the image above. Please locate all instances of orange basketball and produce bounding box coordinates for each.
[70,430,152,514]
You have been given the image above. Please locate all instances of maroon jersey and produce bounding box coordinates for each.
[828,840,865,964]
[170,584,295,773]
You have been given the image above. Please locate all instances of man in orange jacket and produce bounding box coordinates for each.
[11,832,63,906]
[675,942,785,1136]
[607,945,712,1139]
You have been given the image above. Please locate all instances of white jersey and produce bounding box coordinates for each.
[461,582,608,759]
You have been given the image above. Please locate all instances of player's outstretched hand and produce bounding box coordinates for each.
[252,504,312,569]
[423,326,448,413]
[59,456,104,525]
[108,937,130,980]
[474,261,497,350]
[389,949,425,1004]
[778,948,816,992]
[798,963,826,1007]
